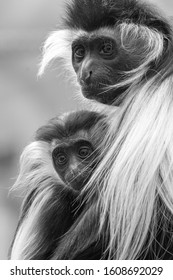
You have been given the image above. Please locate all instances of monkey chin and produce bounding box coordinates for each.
[81,85,127,106]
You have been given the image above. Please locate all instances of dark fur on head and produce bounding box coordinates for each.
[64,0,171,35]
[36,110,105,143]
[59,0,173,105]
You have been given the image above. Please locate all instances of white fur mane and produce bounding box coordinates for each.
[23,22,173,259]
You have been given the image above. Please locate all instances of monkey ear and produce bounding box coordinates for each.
[38,29,74,77]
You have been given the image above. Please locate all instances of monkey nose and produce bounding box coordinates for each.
[81,70,92,85]
[65,170,79,183]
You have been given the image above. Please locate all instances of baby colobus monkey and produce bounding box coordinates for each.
[38,0,173,259]
[10,110,107,260]
[52,137,97,192]
[39,113,100,192]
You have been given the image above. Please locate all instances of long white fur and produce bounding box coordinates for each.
[12,20,173,259]
[94,77,173,259]
[10,141,61,259]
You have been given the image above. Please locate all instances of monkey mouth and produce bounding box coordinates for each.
[66,171,91,191]
[81,84,112,104]
[81,84,107,98]
[68,177,87,191]
[81,84,128,105]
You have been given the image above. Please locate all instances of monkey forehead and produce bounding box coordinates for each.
[50,130,94,149]
[71,27,117,42]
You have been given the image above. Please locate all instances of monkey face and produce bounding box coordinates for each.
[52,140,96,191]
[72,34,134,105]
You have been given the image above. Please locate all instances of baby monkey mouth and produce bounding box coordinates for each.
[66,176,88,191]
[65,169,92,191]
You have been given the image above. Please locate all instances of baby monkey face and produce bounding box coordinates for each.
[52,139,97,191]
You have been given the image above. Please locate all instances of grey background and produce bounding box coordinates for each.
[0,0,172,259]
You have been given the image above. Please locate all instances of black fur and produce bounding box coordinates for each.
[64,0,171,36]
[36,110,105,143]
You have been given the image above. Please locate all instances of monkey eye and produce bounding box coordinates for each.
[99,41,114,56]
[54,153,67,166]
[78,146,92,159]
[73,45,85,59]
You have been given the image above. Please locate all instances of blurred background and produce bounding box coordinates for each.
[0,0,172,259]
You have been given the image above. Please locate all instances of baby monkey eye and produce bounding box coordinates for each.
[78,146,92,159]
[99,41,114,55]
[74,45,85,59]
[54,153,67,165]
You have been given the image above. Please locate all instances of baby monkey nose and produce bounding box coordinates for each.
[65,169,79,183]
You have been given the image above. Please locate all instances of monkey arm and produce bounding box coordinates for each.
[10,184,77,260]
[51,202,104,260]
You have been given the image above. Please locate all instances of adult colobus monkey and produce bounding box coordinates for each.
[11,0,173,259]
[38,0,173,259]
[10,111,107,259]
